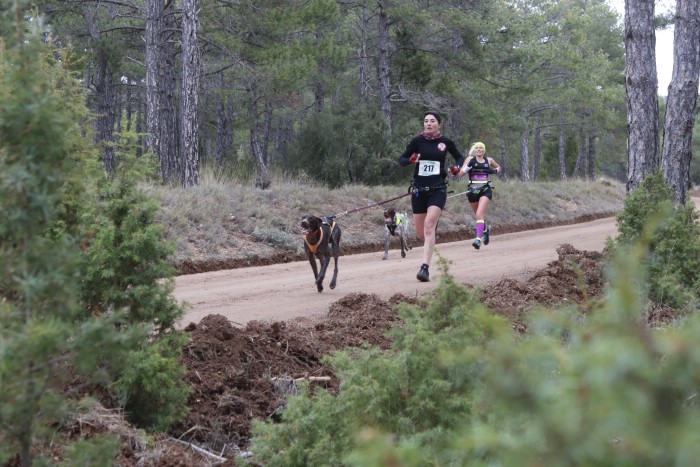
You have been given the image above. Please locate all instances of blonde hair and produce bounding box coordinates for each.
[469,142,486,157]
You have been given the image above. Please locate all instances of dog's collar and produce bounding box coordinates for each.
[304,228,323,254]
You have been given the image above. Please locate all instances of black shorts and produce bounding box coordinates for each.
[467,185,493,203]
[412,187,447,214]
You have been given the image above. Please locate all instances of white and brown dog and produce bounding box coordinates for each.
[382,207,412,260]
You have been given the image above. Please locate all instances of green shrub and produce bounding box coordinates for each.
[111,334,191,431]
[81,147,185,333]
[608,173,700,311]
[647,203,700,310]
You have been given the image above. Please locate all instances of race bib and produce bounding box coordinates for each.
[417,160,440,176]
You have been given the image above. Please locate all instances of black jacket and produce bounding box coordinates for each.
[399,134,465,189]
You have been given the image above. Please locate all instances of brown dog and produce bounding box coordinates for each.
[382,207,412,260]
[301,215,341,293]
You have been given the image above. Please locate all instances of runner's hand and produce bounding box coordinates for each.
[408,153,420,164]
[449,166,461,176]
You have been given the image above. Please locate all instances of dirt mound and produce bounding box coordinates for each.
[166,245,606,462]
[485,243,606,332]
[173,292,411,460]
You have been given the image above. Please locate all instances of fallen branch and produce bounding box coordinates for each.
[272,376,332,383]
[168,437,227,463]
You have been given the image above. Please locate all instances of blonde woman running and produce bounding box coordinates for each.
[459,142,501,249]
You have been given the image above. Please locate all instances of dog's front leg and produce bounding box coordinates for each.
[316,252,330,293]
[399,226,409,258]
[329,254,339,289]
[383,227,390,260]
[307,252,319,280]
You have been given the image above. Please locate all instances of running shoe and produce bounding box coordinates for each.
[417,263,430,282]
[472,238,481,250]
[483,226,490,245]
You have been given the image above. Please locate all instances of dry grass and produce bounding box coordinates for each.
[148,172,626,265]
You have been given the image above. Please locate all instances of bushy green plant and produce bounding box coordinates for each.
[111,333,190,431]
[79,134,191,431]
[610,172,675,245]
[608,173,700,310]
[80,143,185,333]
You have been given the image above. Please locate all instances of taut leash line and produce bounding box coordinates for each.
[334,191,412,218]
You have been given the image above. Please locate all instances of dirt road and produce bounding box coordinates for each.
[174,215,619,327]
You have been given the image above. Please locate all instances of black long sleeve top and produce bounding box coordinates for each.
[399,134,465,189]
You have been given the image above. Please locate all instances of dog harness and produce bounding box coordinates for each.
[304,219,337,254]
[387,213,407,236]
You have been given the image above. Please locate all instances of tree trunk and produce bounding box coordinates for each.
[81,4,117,177]
[533,124,542,180]
[587,135,597,180]
[315,30,326,112]
[161,4,180,183]
[145,0,163,175]
[661,0,700,205]
[558,121,567,181]
[378,1,392,134]
[574,129,586,178]
[275,116,293,166]
[625,0,660,192]
[499,128,508,180]
[215,80,234,167]
[248,84,271,189]
[136,90,144,157]
[93,52,117,176]
[520,129,530,182]
[181,0,200,188]
[358,5,371,99]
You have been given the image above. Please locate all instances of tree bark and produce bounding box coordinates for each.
[378,0,392,134]
[161,4,180,183]
[145,0,163,175]
[499,129,508,180]
[248,84,271,189]
[558,122,567,181]
[533,124,542,181]
[215,79,234,167]
[587,135,597,180]
[181,0,200,188]
[625,0,660,192]
[520,129,530,182]
[574,129,586,178]
[357,5,371,99]
[81,4,117,177]
[661,0,700,205]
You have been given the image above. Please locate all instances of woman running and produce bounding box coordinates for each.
[459,142,501,249]
[399,111,464,282]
